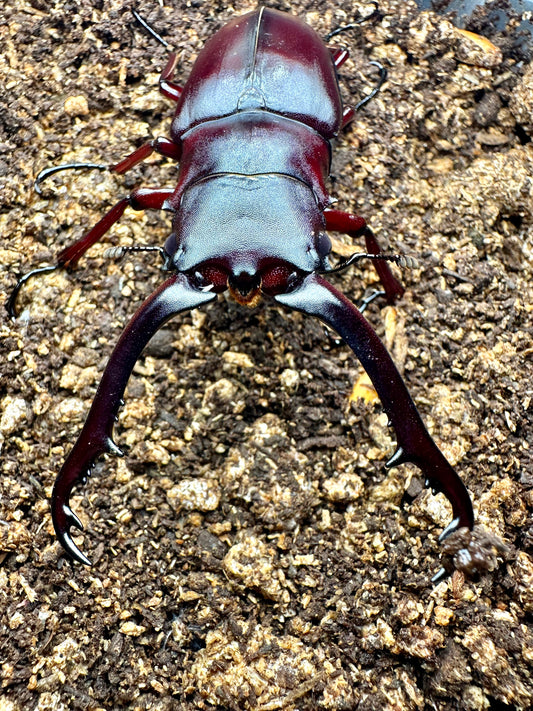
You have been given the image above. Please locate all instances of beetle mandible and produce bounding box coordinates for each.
[8,7,474,572]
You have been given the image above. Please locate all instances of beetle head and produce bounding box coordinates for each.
[166,173,331,305]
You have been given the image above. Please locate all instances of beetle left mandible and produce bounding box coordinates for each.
[7,7,474,575]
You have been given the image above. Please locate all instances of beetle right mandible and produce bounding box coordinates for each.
[7,7,474,574]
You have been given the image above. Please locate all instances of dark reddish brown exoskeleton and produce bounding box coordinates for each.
[8,7,473,572]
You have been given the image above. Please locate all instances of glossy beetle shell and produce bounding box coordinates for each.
[171,7,343,140]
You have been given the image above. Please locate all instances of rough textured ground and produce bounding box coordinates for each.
[1,1,532,709]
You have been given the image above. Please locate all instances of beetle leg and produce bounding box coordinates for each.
[129,9,183,101]
[33,137,181,194]
[52,273,216,565]
[57,188,175,267]
[341,106,355,129]
[7,188,174,318]
[34,163,109,195]
[131,8,170,49]
[111,137,181,174]
[275,274,474,542]
[324,209,405,303]
[358,289,386,314]
[325,5,379,42]
[331,47,350,68]
[159,52,183,102]
[5,265,60,319]
[339,61,387,129]
[353,61,387,112]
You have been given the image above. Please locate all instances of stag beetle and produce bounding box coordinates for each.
[8,7,474,573]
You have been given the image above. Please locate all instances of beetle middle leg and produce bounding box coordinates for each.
[110,136,181,174]
[33,136,181,195]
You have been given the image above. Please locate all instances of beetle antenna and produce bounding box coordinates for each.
[131,8,171,49]
[35,163,107,195]
[322,252,417,275]
[103,244,168,265]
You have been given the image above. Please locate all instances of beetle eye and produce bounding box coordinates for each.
[261,264,301,296]
[316,231,332,258]
[192,265,228,292]
[164,232,178,257]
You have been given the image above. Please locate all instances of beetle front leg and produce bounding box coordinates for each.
[7,188,174,318]
[52,273,216,565]
[324,209,405,303]
[57,188,174,268]
[275,274,474,542]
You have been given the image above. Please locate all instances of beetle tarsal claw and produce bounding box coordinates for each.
[64,504,84,531]
[431,566,448,584]
[6,264,60,319]
[385,446,408,468]
[439,516,461,542]
[34,162,107,195]
[107,439,124,457]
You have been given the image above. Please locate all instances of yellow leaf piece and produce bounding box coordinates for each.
[454,28,502,67]
[455,28,498,53]
[349,371,379,404]
[329,235,355,258]
[383,305,397,349]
